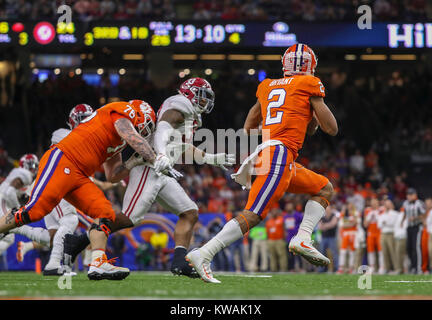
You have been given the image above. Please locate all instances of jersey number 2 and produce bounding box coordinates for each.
[265,88,285,125]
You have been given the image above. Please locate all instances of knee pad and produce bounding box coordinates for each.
[12,208,32,227]
[90,218,114,237]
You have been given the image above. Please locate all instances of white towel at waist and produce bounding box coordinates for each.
[231,139,284,190]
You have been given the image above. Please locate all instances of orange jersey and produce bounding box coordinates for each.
[339,210,357,233]
[57,101,141,177]
[256,75,325,156]
[364,207,384,235]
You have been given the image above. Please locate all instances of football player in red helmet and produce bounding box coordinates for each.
[68,104,94,129]
[64,82,234,279]
[178,77,215,114]
[19,154,39,177]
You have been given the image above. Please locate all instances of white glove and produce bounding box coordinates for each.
[163,167,184,180]
[154,153,172,175]
[124,152,145,170]
[202,153,236,170]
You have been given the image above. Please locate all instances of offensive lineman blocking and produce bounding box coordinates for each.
[0,100,173,280]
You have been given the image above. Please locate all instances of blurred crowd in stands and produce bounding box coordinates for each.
[0,0,430,21]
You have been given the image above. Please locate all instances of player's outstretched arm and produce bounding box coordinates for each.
[114,117,156,164]
[310,96,338,136]
[243,100,263,135]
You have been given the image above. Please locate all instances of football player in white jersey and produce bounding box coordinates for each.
[15,104,94,275]
[0,154,52,255]
[64,78,235,278]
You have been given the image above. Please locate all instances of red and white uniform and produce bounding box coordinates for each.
[0,168,33,216]
[122,94,199,224]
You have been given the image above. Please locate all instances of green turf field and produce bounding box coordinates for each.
[0,272,432,299]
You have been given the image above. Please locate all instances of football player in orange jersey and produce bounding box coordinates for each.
[187,43,338,283]
[364,198,385,273]
[0,100,175,280]
[337,203,359,274]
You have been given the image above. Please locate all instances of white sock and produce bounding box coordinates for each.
[45,226,70,269]
[297,200,326,240]
[21,241,35,256]
[201,219,243,259]
[12,225,50,246]
[83,248,92,266]
[378,251,384,271]
[349,250,355,270]
[91,249,105,261]
[368,252,376,270]
[338,249,346,271]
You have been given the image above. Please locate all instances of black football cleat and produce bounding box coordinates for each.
[43,267,65,276]
[63,233,90,267]
[171,259,200,278]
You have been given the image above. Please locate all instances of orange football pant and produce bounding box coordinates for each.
[340,232,356,251]
[24,147,115,222]
[245,145,328,219]
[367,232,381,253]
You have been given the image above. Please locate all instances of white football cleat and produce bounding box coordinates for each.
[186,248,221,284]
[88,254,130,280]
[289,236,330,267]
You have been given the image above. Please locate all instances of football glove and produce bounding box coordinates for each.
[154,153,172,175]
[202,153,236,170]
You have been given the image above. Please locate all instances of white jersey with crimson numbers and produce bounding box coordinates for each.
[0,168,33,215]
[122,94,202,224]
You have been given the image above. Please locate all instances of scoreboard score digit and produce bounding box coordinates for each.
[173,23,245,45]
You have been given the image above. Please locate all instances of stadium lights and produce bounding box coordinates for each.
[122,54,144,60]
[227,54,254,60]
[248,68,256,75]
[360,54,387,61]
[119,68,126,75]
[173,54,198,60]
[344,54,357,60]
[54,68,60,75]
[75,68,82,75]
[184,68,191,75]
[256,54,281,61]
[97,68,104,75]
[200,54,226,60]
[204,68,212,75]
[390,54,417,61]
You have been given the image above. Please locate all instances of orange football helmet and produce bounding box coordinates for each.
[128,99,156,138]
[281,43,318,76]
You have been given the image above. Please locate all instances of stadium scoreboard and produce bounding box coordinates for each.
[0,20,431,49]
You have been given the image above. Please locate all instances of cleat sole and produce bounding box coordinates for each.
[88,271,130,281]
